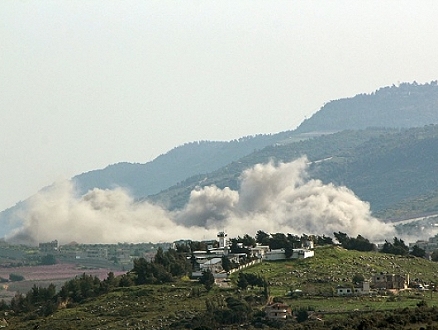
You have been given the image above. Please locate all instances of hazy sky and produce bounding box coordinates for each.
[1,1,438,211]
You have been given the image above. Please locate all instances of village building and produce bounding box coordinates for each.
[264,303,292,320]
[38,240,58,253]
[86,247,108,259]
[410,234,438,255]
[337,281,370,296]
[200,257,223,273]
[250,245,270,259]
[217,231,228,248]
[372,272,409,290]
[264,248,314,261]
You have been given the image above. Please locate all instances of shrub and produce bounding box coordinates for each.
[9,273,24,282]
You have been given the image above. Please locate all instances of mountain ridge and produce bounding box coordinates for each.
[2,81,438,239]
[296,81,438,133]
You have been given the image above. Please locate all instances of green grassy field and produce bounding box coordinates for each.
[234,246,438,297]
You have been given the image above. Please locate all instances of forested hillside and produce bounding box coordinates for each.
[151,125,438,217]
[296,81,438,133]
[313,125,438,211]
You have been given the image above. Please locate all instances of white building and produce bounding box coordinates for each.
[264,248,314,261]
[337,282,370,296]
[250,245,270,259]
[217,231,228,248]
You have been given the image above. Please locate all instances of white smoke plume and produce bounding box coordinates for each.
[6,157,396,245]
[6,180,211,245]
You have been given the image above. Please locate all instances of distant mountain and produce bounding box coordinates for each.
[0,132,299,238]
[148,128,397,209]
[69,81,438,200]
[2,81,438,239]
[296,81,438,134]
[312,125,438,212]
[151,125,438,217]
[72,132,295,199]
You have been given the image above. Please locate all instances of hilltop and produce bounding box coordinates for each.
[296,81,438,133]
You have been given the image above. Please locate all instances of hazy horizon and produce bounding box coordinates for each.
[2,1,438,210]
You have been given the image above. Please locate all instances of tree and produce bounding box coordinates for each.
[221,256,232,273]
[316,234,334,246]
[242,234,256,248]
[269,233,289,250]
[225,297,252,323]
[410,245,426,258]
[288,234,301,248]
[255,230,270,245]
[295,308,309,323]
[381,237,409,256]
[40,254,57,265]
[9,273,24,282]
[118,274,134,287]
[199,269,215,291]
[132,258,151,285]
[431,250,438,262]
[175,243,190,254]
[154,247,168,267]
[237,273,249,290]
[190,241,208,252]
[393,237,409,255]
[352,273,365,284]
[334,231,349,245]
[333,232,376,251]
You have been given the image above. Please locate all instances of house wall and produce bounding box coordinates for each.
[264,249,314,261]
[265,250,286,261]
[200,257,223,273]
[337,287,353,296]
[264,304,291,320]
[337,282,370,296]
[372,273,407,290]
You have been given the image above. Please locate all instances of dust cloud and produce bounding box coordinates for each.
[6,157,395,245]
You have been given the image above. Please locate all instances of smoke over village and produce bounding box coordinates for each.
[6,157,395,245]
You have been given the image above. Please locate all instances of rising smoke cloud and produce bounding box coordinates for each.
[6,157,396,245]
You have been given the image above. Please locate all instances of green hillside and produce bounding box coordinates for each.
[313,125,438,212]
[296,81,438,133]
[6,245,438,329]
[151,125,438,217]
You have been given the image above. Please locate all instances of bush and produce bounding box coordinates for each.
[296,308,309,323]
[40,254,57,265]
[9,273,24,282]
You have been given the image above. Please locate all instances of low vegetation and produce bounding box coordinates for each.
[3,239,438,329]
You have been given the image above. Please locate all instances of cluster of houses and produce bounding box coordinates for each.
[262,271,413,321]
[38,233,315,322]
[336,273,410,296]
[38,240,171,267]
[38,232,315,274]
[191,231,315,277]
[410,234,438,256]
[39,235,427,322]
